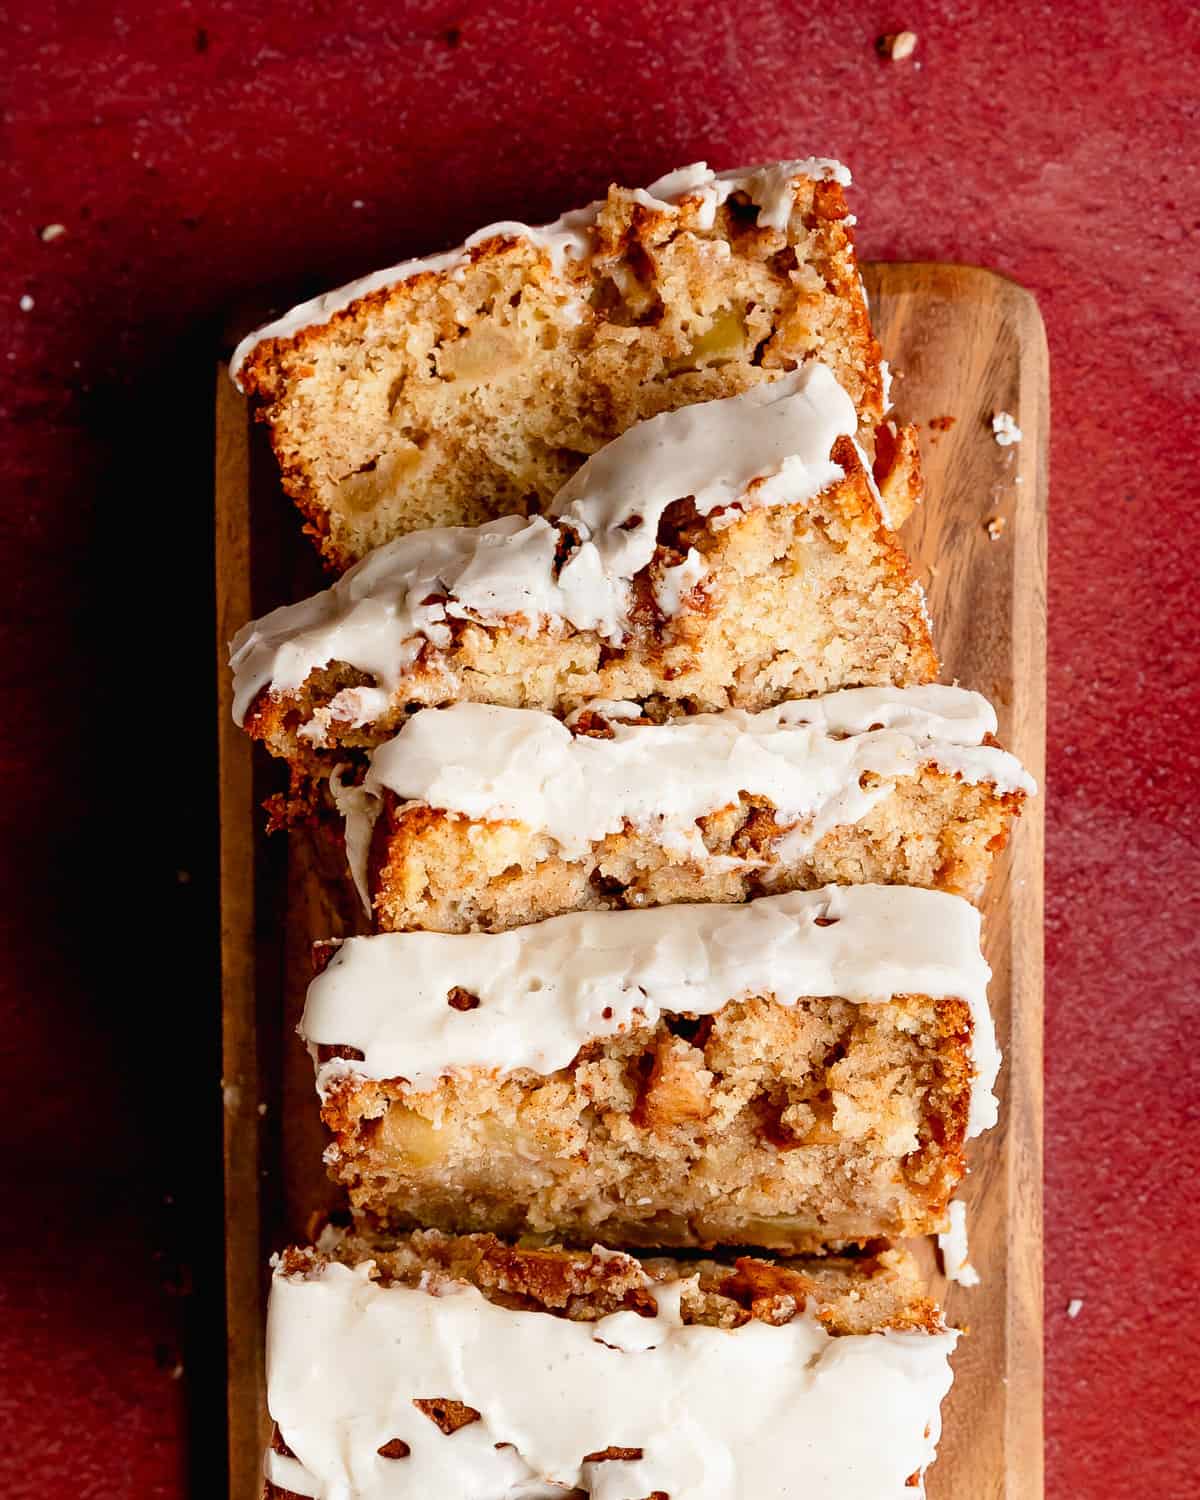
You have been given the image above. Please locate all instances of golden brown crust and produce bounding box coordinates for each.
[874,419,924,528]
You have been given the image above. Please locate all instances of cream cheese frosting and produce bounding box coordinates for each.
[340,686,1034,905]
[229,363,862,727]
[302,883,1000,1138]
[231,159,851,384]
[265,1253,957,1500]
[937,1199,981,1288]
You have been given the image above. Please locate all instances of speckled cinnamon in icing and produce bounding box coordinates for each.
[265,1251,957,1500]
[302,883,1000,1139]
[337,685,1035,903]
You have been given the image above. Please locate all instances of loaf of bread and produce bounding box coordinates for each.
[222,152,1034,1500]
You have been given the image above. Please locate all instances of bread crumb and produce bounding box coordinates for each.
[985,516,1006,541]
[992,411,1022,446]
[1067,1298,1083,1319]
[39,224,66,243]
[928,415,956,431]
[18,294,34,312]
[878,30,918,60]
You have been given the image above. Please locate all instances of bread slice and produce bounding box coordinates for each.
[304,884,998,1251]
[335,687,1033,930]
[265,1230,956,1500]
[232,160,891,569]
[231,365,936,786]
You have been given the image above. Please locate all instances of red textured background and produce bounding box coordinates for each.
[1,2,1197,1495]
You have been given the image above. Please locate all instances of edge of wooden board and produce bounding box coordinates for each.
[995,267,1047,1500]
[216,262,1047,1500]
[215,364,268,1499]
[864,262,1047,1500]
[990,265,1046,1500]
[217,363,281,1498]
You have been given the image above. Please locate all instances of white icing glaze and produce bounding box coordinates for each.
[229,364,859,726]
[563,697,643,725]
[937,1199,981,1288]
[991,411,1022,446]
[231,159,852,383]
[330,768,380,906]
[880,358,894,411]
[340,686,1034,906]
[302,883,1000,1138]
[266,1255,957,1500]
[652,546,707,613]
[548,364,850,638]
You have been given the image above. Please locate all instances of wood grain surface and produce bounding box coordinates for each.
[216,261,1047,1500]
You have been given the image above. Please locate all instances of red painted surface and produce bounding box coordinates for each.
[0,1,1196,1495]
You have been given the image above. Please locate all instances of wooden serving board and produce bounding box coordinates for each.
[216,262,1047,1500]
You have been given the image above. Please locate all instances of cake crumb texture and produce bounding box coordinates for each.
[318,992,974,1251]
